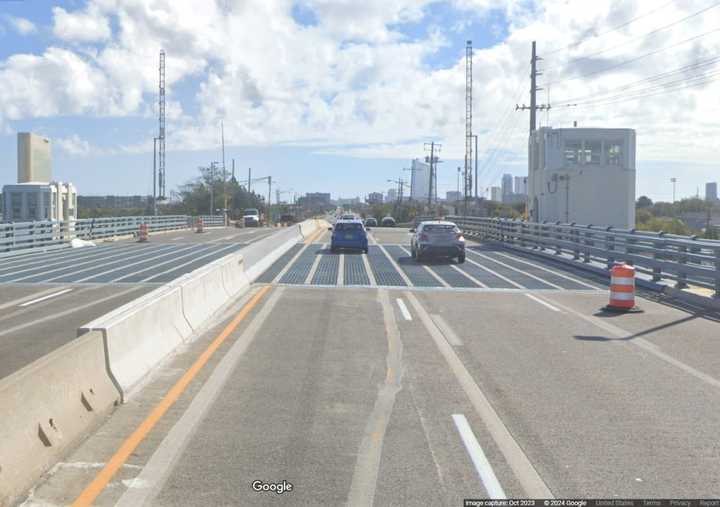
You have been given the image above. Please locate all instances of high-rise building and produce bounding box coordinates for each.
[367,192,383,205]
[410,158,431,201]
[446,191,461,202]
[385,188,397,202]
[490,186,502,202]
[502,174,513,197]
[17,133,51,183]
[706,182,718,202]
[514,176,528,195]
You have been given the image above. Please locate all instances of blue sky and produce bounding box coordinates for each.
[0,0,717,202]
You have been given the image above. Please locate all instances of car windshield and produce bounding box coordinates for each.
[244,209,259,215]
[334,223,363,231]
[423,224,457,232]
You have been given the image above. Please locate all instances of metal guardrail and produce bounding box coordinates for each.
[448,216,720,298]
[0,215,226,254]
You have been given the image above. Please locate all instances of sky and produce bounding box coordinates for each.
[0,0,718,203]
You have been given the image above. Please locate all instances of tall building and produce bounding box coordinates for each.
[17,133,51,183]
[490,186,502,202]
[501,174,513,200]
[385,188,397,203]
[706,182,718,202]
[410,158,431,201]
[514,176,528,195]
[446,191,461,202]
[367,192,383,205]
[527,127,636,228]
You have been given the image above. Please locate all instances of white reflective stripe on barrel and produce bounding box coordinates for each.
[610,292,634,301]
[611,277,634,286]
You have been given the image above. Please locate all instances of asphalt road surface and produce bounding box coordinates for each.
[22,229,720,505]
[0,226,277,381]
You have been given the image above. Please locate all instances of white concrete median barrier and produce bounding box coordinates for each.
[0,331,120,507]
[80,285,192,398]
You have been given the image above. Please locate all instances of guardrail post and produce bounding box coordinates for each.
[676,243,689,289]
[626,229,636,266]
[571,224,580,260]
[554,222,562,255]
[714,246,720,298]
[606,227,615,269]
[652,233,665,282]
[584,225,592,263]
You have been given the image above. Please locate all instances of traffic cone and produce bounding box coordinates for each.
[603,263,642,313]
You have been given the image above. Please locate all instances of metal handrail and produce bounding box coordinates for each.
[448,216,720,298]
[1,215,226,254]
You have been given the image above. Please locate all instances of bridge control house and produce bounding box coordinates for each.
[527,127,636,229]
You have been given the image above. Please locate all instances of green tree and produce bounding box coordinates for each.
[636,195,653,208]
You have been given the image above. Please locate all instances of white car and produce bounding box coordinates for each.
[410,220,465,263]
[243,208,261,227]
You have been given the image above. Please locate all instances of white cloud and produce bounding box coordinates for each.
[5,16,37,35]
[0,0,717,193]
[55,134,92,156]
[52,5,111,42]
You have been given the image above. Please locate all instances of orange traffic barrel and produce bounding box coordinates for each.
[195,217,204,233]
[138,223,148,242]
[604,263,641,313]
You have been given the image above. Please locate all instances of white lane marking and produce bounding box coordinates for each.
[113,288,281,507]
[0,287,73,311]
[69,244,205,283]
[8,245,178,283]
[171,237,184,241]
[128,244,239,283]
[468,251,564,290]
[524,293,561,312]
[450,264,489,288]
[404,291,553,498]
[376,243,414,287]
[272,241,312,283]
[18,288,74,307]
[398,245,450,288]
[337,254,345,286]
[492,251,600,290]
[536,294,720,391]
[395,298,412,321]
[361,252,378,287]
[465,257,526,289]
[304,244,325,284]
[452,414,507,499]
[430,314,464,346]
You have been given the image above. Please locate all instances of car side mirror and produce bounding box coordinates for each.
[409,228,415,232]
[328,226,333,231]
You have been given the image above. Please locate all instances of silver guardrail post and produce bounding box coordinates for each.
[606,226,615,269]
[714,245,720,298]
[626,229,636,266]
[676,241,689,289]
[652,233,665,283]
[554,221,562,256]
[571,223,580,260]
[583,225,592,263]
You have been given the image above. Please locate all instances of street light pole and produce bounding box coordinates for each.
[153,137,158,216]
[671,177,677,203]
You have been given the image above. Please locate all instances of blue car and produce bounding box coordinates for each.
[330,219,369,253]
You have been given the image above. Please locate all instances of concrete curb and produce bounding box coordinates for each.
[0,331,121,506]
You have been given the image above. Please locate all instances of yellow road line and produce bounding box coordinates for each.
[304,226,325,244]
[71,286,272,507]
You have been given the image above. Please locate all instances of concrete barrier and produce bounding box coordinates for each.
[80,285,192,398]
[0,331,120,506]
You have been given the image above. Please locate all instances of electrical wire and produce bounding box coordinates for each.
[560,1,720,65]
[544,0,677,56]
[546,27,720,86]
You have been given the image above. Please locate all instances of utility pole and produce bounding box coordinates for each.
[152,137,158,215]
[424,142,441,206]
[267,176,272,226]
[473,134,478,199]
[209,162,217,216]
[248,168,252,193]
[516,41,551,135]
[221,121,227,225]
[464,40,473,218]
[157,50,166,200]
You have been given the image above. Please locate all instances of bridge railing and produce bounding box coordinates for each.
[448,216,720,298]
[0,214,226,254]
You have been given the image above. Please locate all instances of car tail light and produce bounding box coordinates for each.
[420,233,429,241]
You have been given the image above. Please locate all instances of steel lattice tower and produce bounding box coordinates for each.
[464,40,473,208]
[158,50,166,200]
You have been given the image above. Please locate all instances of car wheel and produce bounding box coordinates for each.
[363,247,369,254]
[458,253,465,264]
[411,246,417,259]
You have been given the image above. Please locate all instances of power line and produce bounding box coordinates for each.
[544,0,676,56]
[546,27,720,86]
[554,55,720,105]
[560,71,720,108]
[559,1,720,65]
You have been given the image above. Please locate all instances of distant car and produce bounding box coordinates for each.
[381,216,396,227]
[341,214,356,220]
[410,220,465,263]
[279,213,297,224]
[330,219,369,253]
[243,208,261,227]
[364,217,378,227]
